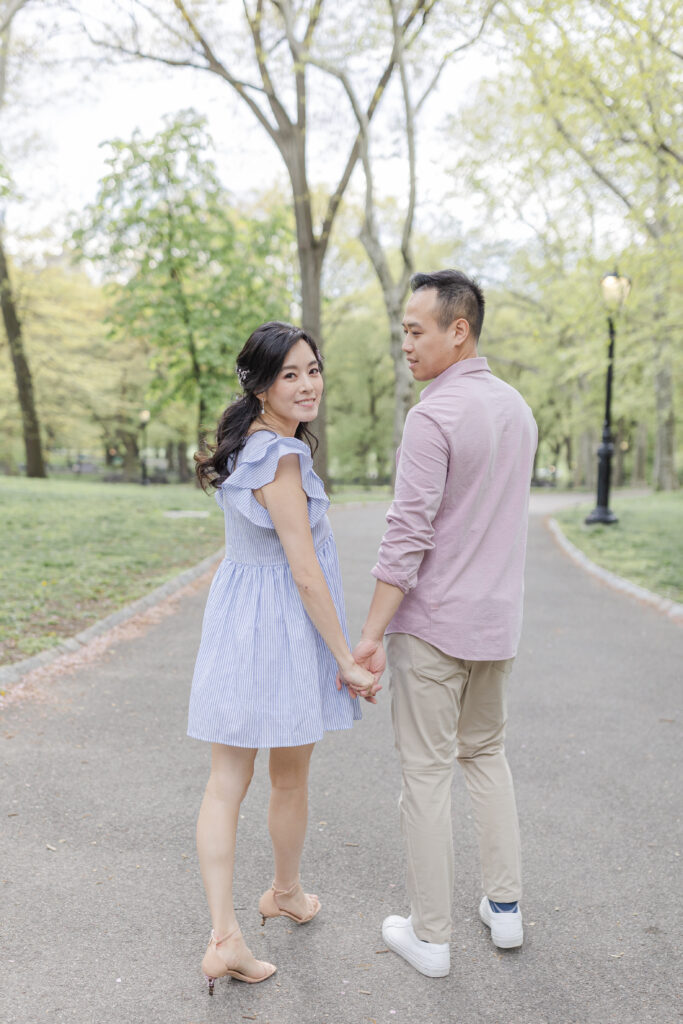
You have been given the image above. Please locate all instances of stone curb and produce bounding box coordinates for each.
[547,518,683,625]
[0,548,224,689]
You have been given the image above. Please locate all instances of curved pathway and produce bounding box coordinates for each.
[1,500,680,1024]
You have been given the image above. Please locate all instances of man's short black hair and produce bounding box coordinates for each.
[410,269,485,340]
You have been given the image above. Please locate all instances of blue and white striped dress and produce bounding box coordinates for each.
[187,430,362,748]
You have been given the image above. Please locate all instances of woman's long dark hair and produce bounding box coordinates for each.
[195,321,323,491]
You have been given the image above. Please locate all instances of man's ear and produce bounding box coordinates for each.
[452,317,471,348]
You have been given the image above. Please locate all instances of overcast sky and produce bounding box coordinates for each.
[4,5,493,260]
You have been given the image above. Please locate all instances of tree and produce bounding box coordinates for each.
[0,254,158,478]
[322,238,395,481]
[75,112,294,449]
[495,0,681,488]
[0,0,46,476]
[444,0,682,489]
[78,0,450,481]
[273,0,498,454]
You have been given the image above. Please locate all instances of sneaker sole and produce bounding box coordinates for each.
[479,903,523,949]
[381,927,450,978]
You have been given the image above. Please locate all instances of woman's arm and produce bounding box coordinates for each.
[255,453,378,698]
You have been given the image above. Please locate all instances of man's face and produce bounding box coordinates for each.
[402,288,457,382]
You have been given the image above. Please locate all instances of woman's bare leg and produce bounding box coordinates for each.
[266,743,318,919]
[196,743,257,936]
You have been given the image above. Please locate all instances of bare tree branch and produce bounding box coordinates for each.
[317,0,432,254]
[415,0,499,111]
[403,0,439,50]
[0,0,30,37]
[303,0,324,50]
[271,0,307,130]
[0,0,32,105]
[242,0,293,133]
[84,1,282,144]
[389,0,415,291]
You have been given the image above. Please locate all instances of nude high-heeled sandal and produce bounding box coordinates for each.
[258,880,321,926]
[202,927,276,994]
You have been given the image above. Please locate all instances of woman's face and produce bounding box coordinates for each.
[258,338,323,434]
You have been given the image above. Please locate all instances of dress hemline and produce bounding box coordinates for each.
[186,719,356,749]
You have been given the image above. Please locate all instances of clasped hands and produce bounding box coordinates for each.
[336,638,386,704]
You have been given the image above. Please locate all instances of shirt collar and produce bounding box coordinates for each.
[420,356,490,400]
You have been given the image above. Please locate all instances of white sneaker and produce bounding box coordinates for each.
[381,915,450,977]
[479,896,523,949]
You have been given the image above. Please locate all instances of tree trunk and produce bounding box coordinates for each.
[295,210,327,486]
[613,417,626,487]
[0,231,46,477]
[120,433,139,482]
[652,349,677,490]
[649,200,677,490]
[575,428,597,490]
[631,422,648,486]
[389,315,414,459]
[197,391,208,453]
[177,440,190,482]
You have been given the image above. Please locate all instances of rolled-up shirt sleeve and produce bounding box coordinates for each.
[372,406,449,593]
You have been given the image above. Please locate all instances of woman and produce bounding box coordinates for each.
[189,321,377,993]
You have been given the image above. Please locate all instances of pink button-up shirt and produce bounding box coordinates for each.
[372,357,538,661]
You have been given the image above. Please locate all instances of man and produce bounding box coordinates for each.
[353,269,537,978]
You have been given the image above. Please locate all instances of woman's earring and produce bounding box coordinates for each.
[260,400,265,416]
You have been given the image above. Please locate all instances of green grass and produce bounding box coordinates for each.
[554,491,683,604]
[0,477,224,667]
[330,484,392,504]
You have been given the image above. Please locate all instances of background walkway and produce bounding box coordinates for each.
[2,498,681,1024]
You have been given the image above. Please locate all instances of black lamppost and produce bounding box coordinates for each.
[139,409,151,486]
[585,271,631,525]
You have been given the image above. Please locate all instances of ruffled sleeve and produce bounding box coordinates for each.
[218,431,329,528]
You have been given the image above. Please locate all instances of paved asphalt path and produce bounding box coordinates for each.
[2,496,681,1024]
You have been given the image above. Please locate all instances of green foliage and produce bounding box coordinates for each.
[554,491,683,603]
[447,0,683,485]
[500,0,681,236]
[74,111,295,442]
[322,228,396,482]
[0,258,158,474]
[0,476,224,665]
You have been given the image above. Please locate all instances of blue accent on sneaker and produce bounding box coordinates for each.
[489,900,519,913]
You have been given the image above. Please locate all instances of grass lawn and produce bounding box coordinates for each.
[0,477,224,667]
[553,490,683,604]
[330,484,392,505]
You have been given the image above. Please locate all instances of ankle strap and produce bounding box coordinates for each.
[272,880,301,897]
[211,926,240,946]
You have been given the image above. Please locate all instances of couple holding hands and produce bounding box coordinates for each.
[188,269,538,990]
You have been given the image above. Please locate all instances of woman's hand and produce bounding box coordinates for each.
[337,659,382,704]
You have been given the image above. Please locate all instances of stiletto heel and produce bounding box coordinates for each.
[201,927,276,992]
[258,880,321,926]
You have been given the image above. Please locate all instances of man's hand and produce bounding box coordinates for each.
[353,638,386,680]
[336,638,386,703]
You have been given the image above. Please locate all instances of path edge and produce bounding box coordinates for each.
[546,518,683,625]
[0,548,224,689]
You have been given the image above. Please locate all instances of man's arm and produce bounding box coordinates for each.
[349,407,450,690]
[362,580,406,644]
[344,581,404,691]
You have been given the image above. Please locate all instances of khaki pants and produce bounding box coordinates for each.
[387,633,522,944]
